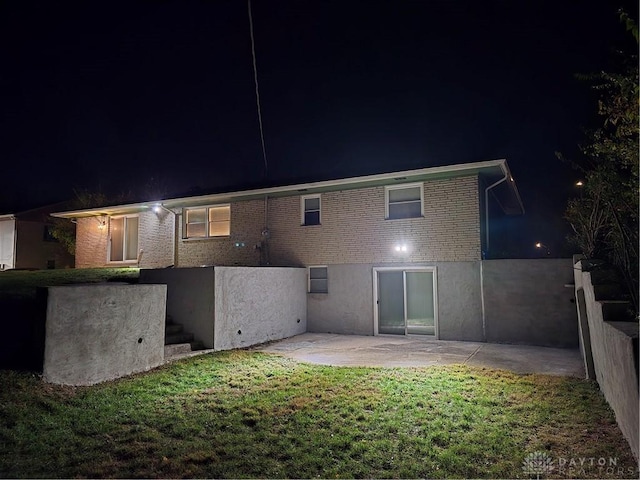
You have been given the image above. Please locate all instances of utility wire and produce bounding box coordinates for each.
[248,0,268,179]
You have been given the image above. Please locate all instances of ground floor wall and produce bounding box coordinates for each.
[307,262,484,341]
[308,259,578,347]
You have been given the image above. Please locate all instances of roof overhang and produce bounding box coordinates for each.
[51,159,524,218]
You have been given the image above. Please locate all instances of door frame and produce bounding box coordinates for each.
[372,266,438,338]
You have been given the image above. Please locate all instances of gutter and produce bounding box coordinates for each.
[51,159,511,219]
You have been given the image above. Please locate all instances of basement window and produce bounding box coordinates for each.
[308,266,328,293]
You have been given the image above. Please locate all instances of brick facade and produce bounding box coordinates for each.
[267,175,481,265]
[175,200,265,267]
[75,210,174,268]
[75,175,481,268]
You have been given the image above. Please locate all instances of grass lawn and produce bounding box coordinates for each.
[0,267,140,299]
[0,351,636,479]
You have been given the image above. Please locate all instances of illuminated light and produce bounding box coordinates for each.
[535,242,542,248]
[394,243,409,253]
[575,181,583,187]
[153,204,162,213]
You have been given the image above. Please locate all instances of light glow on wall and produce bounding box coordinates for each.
[394,243,408,253]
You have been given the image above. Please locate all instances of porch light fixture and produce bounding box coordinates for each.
[96,216,107,230]
[575,180,584,187]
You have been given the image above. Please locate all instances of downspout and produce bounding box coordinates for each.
[480,260,486,341]
[154,203,179,267]
[484,173,508,256]
[481,171,508,342]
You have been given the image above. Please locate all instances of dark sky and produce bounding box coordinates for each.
[0,0,636,256]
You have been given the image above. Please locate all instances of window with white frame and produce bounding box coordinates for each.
[301,194,321,226]
[109,215,139,262]
[385,183,424,219]
[308,266,328,293]
[183,205,230,238]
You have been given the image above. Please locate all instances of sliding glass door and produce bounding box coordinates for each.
[377,269,436,336]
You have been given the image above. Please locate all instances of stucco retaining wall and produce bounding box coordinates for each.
[213,267,307,350]
[42,284,166,386]
[140,267,215,348]
[482,259,578,347]
[581,270,639,461]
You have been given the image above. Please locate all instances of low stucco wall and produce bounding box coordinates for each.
[482,259,578,347]
[43,284,166,386]
[581,270,638,461]
[307,262,484,341]
[213,267,307,350]
[140,267,215,348]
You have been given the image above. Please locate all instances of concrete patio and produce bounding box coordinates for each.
[254,333,585,376]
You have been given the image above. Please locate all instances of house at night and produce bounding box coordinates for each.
[51,159,531,342]
[0,204,75,271]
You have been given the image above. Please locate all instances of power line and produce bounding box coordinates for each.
[247,0,268,179]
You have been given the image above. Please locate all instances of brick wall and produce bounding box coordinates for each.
[75,210,174,268]
[267,175,481,265]
[75,217,109,268]
[76,176,481,268]
[176,200,264,267]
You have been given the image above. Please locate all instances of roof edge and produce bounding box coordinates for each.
[52,159,515,218]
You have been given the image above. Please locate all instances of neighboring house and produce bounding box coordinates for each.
[52,159,524,340]
[0,204,75,270]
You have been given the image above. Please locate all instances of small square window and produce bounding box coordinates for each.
[385,183,423,219]
[308,266,328,293]
[301,195,321,226]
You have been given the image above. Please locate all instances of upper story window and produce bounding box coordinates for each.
[301,194,321,226]
[385,183,424,219]
[183,205,230,238]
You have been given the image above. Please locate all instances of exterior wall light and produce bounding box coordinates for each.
[394,244,408,253]
[153,204,162,213]
[96,216,107,230]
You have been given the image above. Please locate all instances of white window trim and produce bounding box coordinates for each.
[308,265,328,294]
[384,182,424,219]
[300,194,321,226]
[182,204,231,239]
[107,214,139,264]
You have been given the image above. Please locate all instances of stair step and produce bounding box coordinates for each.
[164,341,206,358]
[165,332,194,345]
[165,323,183,335]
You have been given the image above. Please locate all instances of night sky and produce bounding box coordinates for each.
[1,1,636,256]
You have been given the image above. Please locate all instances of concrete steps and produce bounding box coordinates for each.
[164,315,207,360]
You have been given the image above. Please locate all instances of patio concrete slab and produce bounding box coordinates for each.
[254,333,585,376]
